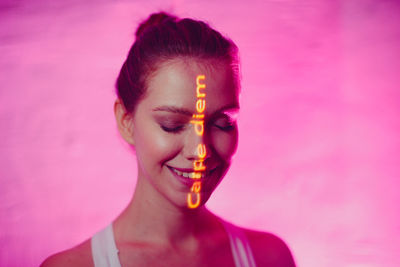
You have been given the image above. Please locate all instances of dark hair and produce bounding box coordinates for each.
[115,11,240,113]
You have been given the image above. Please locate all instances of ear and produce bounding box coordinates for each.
[114,99,135,145]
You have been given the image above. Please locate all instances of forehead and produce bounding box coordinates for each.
[142,58,239,113]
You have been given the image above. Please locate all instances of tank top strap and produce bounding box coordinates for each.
[220,219,257,267]
[91,224,122,267]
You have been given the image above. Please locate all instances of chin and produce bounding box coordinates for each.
[164,162,231,210]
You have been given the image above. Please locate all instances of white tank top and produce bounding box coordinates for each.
[91,219,257,267]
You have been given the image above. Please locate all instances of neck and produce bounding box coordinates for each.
[113,173,220,247]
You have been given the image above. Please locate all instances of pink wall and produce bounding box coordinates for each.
[1,0,399,266]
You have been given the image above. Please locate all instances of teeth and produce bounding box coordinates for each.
[174,169,183,176]
[171,167,207,179]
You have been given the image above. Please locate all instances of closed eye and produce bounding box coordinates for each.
[214,123,235,131]
[212,115,236,131]
[161,125,185,133]
[215,124,235,131]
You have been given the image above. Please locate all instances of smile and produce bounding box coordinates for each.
[167,166,217,179]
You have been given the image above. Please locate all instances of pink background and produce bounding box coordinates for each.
[1,0,399,266]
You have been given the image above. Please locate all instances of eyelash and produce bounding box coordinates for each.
[160,119,236,134]
[214,124,235,131]
[161,125,185,133]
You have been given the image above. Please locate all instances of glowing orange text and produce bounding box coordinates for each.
[187,74,206,209]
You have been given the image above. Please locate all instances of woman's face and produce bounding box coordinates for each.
[127,58,239,209]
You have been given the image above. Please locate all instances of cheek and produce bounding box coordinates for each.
[211,129,238,162]
[135,124,181,165]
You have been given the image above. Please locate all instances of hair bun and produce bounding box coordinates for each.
[135,11,178,39]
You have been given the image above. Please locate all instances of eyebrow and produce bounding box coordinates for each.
[152,103,240,116]
[152,106,192,116]
[213,103,240,116]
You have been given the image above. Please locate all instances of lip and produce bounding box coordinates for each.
[169,166,198,172]
[167,165,218,186]
[168,165,217,173]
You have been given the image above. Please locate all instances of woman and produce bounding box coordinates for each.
[42,11,296,267]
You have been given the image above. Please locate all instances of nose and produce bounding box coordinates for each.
[183,128,212,162]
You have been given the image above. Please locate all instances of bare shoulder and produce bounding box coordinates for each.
[40,239,93,267]
[244,228,296,267]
